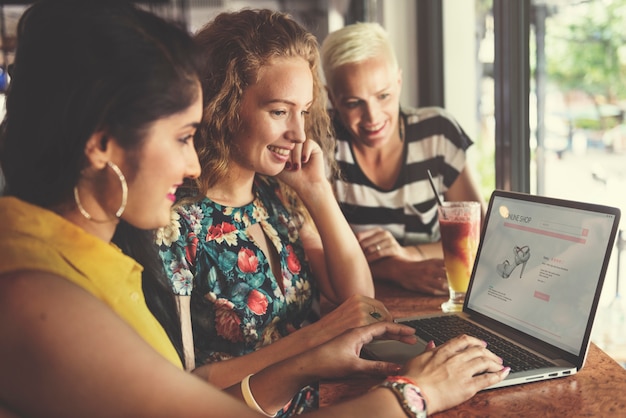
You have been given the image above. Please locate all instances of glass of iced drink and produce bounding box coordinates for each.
[438,201,481,313]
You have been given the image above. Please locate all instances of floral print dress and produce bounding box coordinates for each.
[158,176,318,416]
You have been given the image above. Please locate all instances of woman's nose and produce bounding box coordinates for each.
[186,150,201,179]
[288,113,306,143]
[363,101,379,122]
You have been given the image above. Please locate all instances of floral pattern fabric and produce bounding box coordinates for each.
[158,176,318,415]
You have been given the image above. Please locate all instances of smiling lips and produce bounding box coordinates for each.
[267,145,291,156]
[167,185,179,202]
[267,145,293,164]
[361,120,386,135]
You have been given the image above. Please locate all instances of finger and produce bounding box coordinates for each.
[365,243,388,261]
[289,142,304,170]
[375,333,418,345]
[358,322,418,343]
[366,310,393,325]
[436,334,487,356]
[467,365,511,392]
[365,248,382,263]
[362,298,392,321]
[423,277,449,295]
[475,362,510,378]
[358,231,387,251]
[425,340,436,351]
[355,227,384,241]
[381,230,398,245]
[354,359,405,377]
[479,366,511,389]
[300,138,315,164]
[302,139,316,164]
[430,258,446,268]
[376,303,393,322]
[461,347,505,373]
[444,343,505,374]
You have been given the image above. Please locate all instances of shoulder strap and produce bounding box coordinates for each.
[175,295,195,371]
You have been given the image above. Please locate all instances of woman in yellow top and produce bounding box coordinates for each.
[0,1,509,417]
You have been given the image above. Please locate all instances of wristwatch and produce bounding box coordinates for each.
[374,376,428,418]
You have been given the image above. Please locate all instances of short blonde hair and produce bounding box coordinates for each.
[320,22,399,90]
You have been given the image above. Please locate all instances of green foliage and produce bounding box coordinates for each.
[545,1,626,103]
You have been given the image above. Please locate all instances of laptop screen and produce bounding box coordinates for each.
[466,191,619,356]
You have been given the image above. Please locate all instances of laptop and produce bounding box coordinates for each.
[364,190,621,389]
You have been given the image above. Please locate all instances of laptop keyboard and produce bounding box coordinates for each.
[402,315,553,373]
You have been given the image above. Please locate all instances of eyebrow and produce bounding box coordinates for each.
[343,84,393,101]
[264,98,313,107]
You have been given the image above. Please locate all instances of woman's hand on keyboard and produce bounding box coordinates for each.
[401,334,511,414]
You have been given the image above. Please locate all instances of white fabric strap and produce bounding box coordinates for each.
[175,295,195,371]
[241,374,277,417]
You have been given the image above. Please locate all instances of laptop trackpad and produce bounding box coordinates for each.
[362,339,428,364]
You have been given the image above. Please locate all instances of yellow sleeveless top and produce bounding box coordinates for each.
[0,197,182,369]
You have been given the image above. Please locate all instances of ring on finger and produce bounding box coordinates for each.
[375,244,381,252]
[369,311,383,320]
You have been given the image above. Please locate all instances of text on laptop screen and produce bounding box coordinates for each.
[467,194,617,355]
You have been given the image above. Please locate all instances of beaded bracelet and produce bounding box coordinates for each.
[372,376,428,418]
[241,374,277,417]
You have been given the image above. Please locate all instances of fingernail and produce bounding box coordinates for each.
[285,162,291,169]
[482,340,488,347]
[292,163,299,170]
[426,340,436,349]
[501,366,511,376]
[391,365,403,375]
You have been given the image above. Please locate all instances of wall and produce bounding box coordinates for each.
[382,0,418,107]
[443,0,478,142]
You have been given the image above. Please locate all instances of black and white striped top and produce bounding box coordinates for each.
[332,106,472,245]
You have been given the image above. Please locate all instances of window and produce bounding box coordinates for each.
[442,0,626,363]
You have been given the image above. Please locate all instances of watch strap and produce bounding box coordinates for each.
[373,376,428,418]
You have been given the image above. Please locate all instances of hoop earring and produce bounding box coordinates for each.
[107,161,128,217]
[73,161,128,222]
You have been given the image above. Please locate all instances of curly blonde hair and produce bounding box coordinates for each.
[188,8,334,200]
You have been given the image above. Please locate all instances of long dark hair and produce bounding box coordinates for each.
[0,0,200,209]
[0,0,202,366]
[112,222,186,365]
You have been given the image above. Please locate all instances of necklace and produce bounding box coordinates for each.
[399,109,406,142]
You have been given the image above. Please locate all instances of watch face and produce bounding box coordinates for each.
[402,385,426,412]
[379,378,428,418]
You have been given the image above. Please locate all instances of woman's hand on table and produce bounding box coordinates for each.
[357,227,412,262]
[303,294,394,347]
[356,228,448,295]
[381,258,448,295]
[402,334,510,415]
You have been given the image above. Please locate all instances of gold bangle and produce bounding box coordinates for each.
[241,374,277,417]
